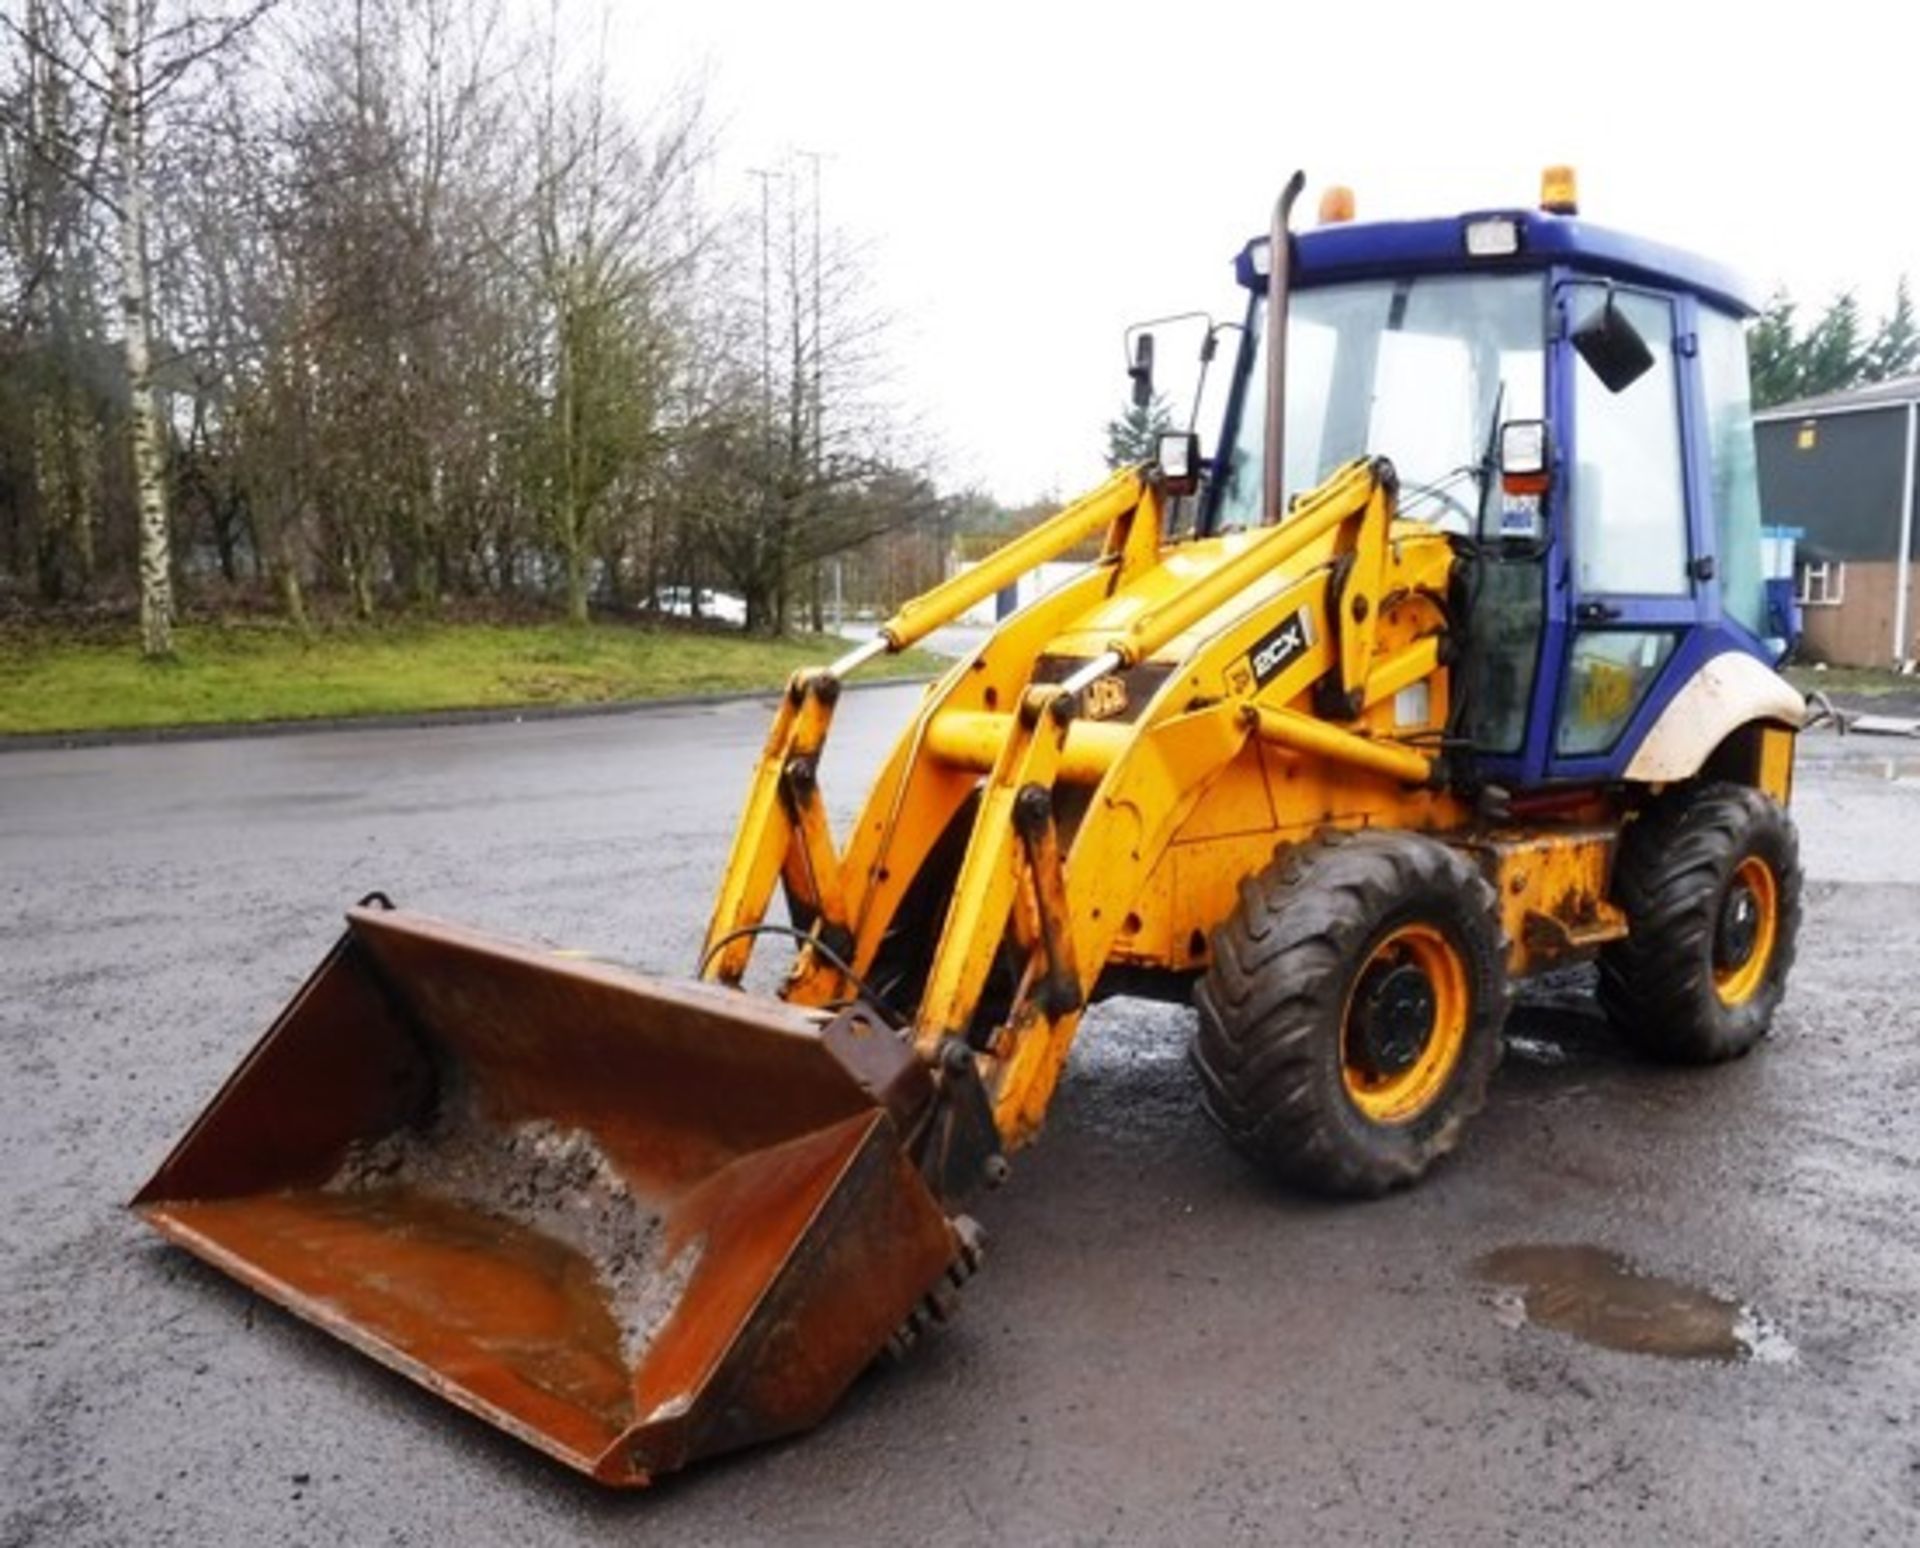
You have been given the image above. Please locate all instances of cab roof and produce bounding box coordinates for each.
[1234,210,1760,317]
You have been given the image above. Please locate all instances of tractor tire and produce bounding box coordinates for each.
[1599,782,1801,1063]
[1191,830,1509,1198]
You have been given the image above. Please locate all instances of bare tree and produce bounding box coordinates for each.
[4,0,273,653]
[696,159,931,634]
[0,0,948,639]
[519,1,708,623]
[106,0,174,652]
[2,0,108,601]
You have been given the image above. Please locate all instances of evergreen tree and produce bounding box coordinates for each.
[1747,293,1803,409]
[1104,393,1173,469]
[1866,277,1919,383]
[1748,283,1918,408]
[1798,292,1865,398]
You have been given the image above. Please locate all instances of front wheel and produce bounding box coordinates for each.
[1599,782,1802,1063]
[1191,830,1510,1198]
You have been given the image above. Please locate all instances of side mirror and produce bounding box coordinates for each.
[1129,332,1155,408]
[1155,430,1202,497]
[1572,290,1654,393]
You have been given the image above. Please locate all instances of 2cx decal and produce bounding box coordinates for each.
[1246,608,1315,688]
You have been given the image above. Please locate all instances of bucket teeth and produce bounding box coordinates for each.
[886,1214,986,1360]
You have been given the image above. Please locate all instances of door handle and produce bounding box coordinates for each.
[1576,601,1622,623]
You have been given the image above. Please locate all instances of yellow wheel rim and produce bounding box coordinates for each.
[1340,923,1471,1125]
[1713,855,1779,1008]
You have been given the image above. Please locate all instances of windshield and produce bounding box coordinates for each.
[1213,273,1546,531]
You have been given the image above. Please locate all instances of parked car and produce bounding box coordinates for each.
[652,586,748,627]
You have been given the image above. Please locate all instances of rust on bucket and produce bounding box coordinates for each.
[134,907,963,1485]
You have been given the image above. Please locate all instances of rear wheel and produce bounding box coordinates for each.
[1599,782,1801,1062]
[1191,830,1509,1198]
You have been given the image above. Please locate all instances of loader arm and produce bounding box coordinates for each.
[699,466,1157,988]
[703,455,1459,1157]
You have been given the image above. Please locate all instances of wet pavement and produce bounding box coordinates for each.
[4,688,1920,1544]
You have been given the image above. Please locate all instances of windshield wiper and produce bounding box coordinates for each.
[1473,380,1507,516]
[1396,380,1509,523]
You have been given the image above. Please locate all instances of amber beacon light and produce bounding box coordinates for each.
[1540,165,1579,215]
[1317,185,1356,225]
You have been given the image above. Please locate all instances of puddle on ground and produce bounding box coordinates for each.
[1473,1244,1795,1364]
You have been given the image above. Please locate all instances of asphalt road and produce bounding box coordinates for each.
[5,689,1920,1546]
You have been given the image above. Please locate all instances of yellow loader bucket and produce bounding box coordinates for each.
[133,905,969,1487]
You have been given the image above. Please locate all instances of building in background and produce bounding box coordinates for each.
[1756,376,1920,666]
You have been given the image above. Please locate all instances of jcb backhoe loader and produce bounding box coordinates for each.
[137,169,1806,1487]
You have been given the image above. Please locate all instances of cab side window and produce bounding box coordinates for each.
[1568,288,1689,595]
[1698,307,1767,634]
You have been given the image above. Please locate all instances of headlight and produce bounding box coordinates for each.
[1499,420,1548,477]
[1156,431,1202,496]
[1463,217,1521,258]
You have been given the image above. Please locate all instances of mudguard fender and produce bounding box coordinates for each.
[1622,651,1805,784]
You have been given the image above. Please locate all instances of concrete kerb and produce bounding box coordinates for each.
[0,673,941,755]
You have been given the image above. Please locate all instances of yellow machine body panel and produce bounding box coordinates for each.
[703,459,1484,1144]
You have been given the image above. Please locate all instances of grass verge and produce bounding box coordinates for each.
[0,619,942,736]
[1785,664,1920,700]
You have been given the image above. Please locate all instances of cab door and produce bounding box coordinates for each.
[1545,281,1702,776]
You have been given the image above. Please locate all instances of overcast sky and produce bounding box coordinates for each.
[610,0,1920,505]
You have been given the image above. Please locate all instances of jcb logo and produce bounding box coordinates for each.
[1082,674,1129,721]
[1246,608,1313,688]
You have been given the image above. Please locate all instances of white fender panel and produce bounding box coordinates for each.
[1622,651,1805,783]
